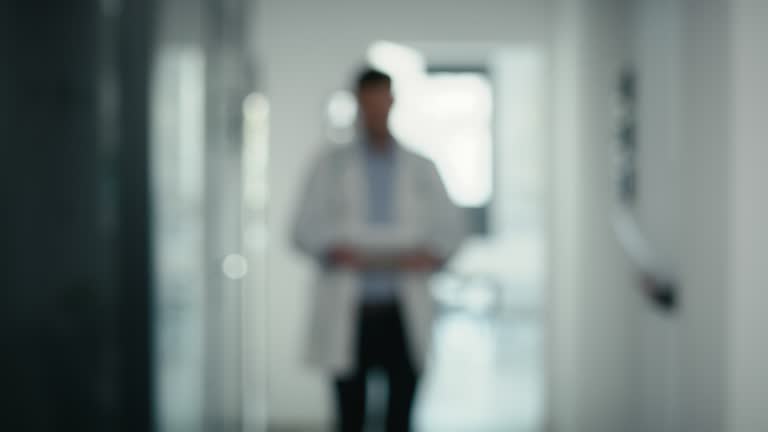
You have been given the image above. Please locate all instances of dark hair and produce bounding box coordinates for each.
[355,67,392,91]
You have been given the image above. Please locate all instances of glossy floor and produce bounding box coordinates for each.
[416,307,543,432]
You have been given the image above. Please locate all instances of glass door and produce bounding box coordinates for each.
[150,1,264,431]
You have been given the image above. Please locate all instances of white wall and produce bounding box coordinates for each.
[253,0,556,427]
[727,1,768,430]
[549,0,638,430]
[551,0,729,430]
[629,2,768,430]
[626,1,731,431]
[551,0,767,431]
[675,3,731,431]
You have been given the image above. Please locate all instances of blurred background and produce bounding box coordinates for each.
[2,0,767,431]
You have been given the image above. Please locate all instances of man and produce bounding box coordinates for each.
[293,68,466,432]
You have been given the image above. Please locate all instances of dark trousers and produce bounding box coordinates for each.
[335,303,419,432]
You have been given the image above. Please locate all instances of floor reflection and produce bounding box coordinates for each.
[415,300,543,432]
[268,297,543,432]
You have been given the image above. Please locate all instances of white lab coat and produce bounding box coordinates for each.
[292,143,466,375]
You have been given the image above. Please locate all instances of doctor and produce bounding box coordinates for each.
[293,68,466,432]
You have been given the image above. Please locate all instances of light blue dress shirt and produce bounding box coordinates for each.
[361,140,399,304]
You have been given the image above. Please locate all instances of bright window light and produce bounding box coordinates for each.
[391,72,494,207]
[367,40,426,79]
[367,42,494,207]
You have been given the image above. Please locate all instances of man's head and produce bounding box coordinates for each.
[355,68,393,139]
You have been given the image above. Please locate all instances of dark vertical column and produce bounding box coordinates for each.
[117,0,155,430]
[0,1,156,430]
[2,1,104,430]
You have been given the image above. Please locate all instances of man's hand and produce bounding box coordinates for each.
[328,246,442,272]
[397,249,442,272]
[327,245,365,270]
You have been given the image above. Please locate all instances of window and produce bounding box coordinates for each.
[389,68,494,234]
[366,41,496,234]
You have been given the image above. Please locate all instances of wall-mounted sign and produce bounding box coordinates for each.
[612,66,678,312]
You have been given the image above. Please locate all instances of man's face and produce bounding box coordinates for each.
[357,82,393,137]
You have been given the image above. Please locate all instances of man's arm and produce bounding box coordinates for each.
[292,152,340,259]
[293,152,371,271]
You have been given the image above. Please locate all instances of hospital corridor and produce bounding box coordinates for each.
[3,1,768,432]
